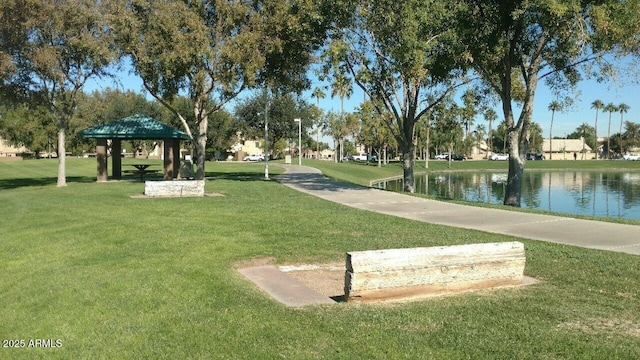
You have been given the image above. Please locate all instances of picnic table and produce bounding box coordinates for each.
[123,164,160,180]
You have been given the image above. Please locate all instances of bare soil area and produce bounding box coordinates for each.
[236,258,346,299]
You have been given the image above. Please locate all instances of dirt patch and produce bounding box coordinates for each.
[234,256,278,269]
[236,258,346,299]
[283,266,345,300]
[558,318,640,339]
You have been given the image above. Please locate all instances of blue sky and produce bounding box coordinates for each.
[86,61,640,141]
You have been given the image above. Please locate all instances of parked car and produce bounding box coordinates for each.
[622,153,639,161]
[352,152,369,161]
[434,153,449,160]
[242,154,264,162]
[526,152,545,160]
[489,153,509,161]
[447,154,466,161]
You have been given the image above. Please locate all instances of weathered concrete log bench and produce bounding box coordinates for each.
[345,242,526,302]
[144,180,205,197]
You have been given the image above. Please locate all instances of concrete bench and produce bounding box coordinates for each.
[344,242,526,302]
[144,180,205,197]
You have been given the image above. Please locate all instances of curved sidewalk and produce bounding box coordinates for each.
[277,165,640,256]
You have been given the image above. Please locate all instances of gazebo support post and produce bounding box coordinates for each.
[112,139,122,179]
[96,138,108,182]
[163,138,180,180]
[173,139,181,178]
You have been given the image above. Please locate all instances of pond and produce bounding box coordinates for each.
[372,171,640,220]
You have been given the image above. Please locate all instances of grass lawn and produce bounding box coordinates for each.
[1,158,638,359]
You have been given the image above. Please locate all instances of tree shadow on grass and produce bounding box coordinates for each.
[0,176,96,190]
[275,172,369,193]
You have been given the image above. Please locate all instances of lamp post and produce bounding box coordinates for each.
[294,118,301,166]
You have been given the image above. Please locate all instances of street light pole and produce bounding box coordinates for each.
[294,118,301,166]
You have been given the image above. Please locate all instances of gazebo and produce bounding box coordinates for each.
[79,114,190,182]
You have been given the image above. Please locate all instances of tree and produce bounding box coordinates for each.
[605,103,618,159]
[468,124,486,159]
[618,103,630,146]
[357,100,393,166]
[568,123,596,157]
[458,0,640,206]
[623,121,640,150]
[0,103,56,157]
[430,100,464,157]
[0,0,41,103]
[483,107,498,157]
[591,99,604,159]
[1,0,117,186]
[109,0,329,179]
[528,122,544,152]
[325,0,467,192]
[235,91,315,159]
[323,110,358,161]
[460,88,479,138]
[547,101,562,160]
[73,89,164,157]
[330,73,353,162]
[311,86,326,156]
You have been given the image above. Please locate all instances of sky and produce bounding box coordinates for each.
[85,60,640,142]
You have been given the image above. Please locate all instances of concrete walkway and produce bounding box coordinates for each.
[277,165,640,256]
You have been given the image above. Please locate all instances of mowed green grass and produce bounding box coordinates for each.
[0,158,638,359]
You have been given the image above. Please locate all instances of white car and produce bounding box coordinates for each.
[489,153,509,161]
[622,153,639,161]
[434,153,449,160]
[242,154,264,162]
[352,152,368,161]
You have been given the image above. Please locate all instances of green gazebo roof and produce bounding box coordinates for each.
[79,114,189,140]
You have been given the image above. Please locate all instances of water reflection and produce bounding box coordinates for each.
[372,171,640,220]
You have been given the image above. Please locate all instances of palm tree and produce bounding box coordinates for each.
[591,100,604,159]
[605,103,617,159]
[618,103,630,154]
[311,86,326,158]
[331,74,353,162]
[483,108,497,157]
[548,101,562,160]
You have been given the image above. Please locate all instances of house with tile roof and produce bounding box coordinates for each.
[542,137,593,160]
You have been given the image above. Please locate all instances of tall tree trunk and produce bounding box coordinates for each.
[594,111,599,160]
[549,111,554,160]
[402,150,416,194]
[401,141,415,193]
[194,102,208,180]
[488,118,493,157]
[195,119,207,179]
[57,126,67,187]
[607,112,612,159]
[504,130,524,206]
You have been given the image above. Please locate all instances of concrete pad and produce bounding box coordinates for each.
[238,266,336,307]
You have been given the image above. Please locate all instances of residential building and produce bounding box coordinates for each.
[542,137,593,160]
[0,136,27,159]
